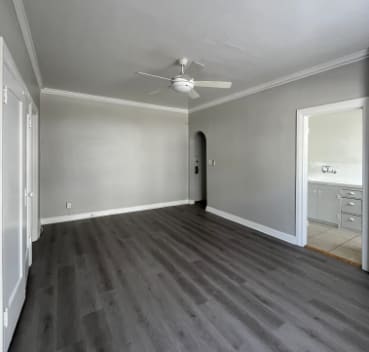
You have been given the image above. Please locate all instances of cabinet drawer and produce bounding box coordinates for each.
[341,214,362,232]
[341,199,362,215]
[340,189,362,199]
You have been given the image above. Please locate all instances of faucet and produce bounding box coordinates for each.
[321,165,337,174]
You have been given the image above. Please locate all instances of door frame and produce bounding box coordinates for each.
[0,36,4,352]
[296,97,369,271]
[31,107,39,243]
[26,102,39,247]
[26,103,33,265]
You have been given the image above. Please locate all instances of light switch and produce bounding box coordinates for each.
[66,201,72,209]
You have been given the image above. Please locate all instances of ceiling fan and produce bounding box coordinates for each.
[136,57,232,99]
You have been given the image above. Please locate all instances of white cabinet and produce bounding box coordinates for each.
[308,182,340,225]
[308,182,363,229]
[340,187,362,232]
[308,185,318,219]
[341,213,362,232]
[318,186,341,224]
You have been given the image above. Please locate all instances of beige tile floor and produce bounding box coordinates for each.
[307,221,361,264]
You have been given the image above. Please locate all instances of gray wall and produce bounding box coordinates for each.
[189,59,369,236]
[0,1,39,106]
[40,94,188,218]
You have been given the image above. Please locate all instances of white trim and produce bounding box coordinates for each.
[31,107,40,242]
[41,88,188,114]
[0,36,4,352]
[41,200,192,225]
[187,200,195,205]
[190,49,369,113]
[1,38,37,109]
[206,206,298,246]
[12,0,43,88]
[296,97,369,271]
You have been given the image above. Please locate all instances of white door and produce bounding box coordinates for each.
[2,65,28,351]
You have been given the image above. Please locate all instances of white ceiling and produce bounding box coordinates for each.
[24,0,369,110]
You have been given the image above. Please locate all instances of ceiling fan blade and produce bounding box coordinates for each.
[188,89,200,99]
[148,89,162,96]
[194,81,232,89]
[136,72,172,81]
[184,60,205,74]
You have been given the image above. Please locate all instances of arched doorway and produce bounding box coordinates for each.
[193,132,207,207]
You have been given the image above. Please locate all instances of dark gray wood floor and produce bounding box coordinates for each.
[9,205,369,352]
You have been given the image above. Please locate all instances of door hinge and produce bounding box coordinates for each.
[4,308,8,328]
[3,85,8,105]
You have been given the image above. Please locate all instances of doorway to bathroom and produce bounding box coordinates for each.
[296,98,369,270]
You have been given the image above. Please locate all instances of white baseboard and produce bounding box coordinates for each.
[187,199,196,205]
[41,200,192,225]
[206,206,299,246]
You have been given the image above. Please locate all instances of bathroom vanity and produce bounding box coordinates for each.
[308,180,362,232]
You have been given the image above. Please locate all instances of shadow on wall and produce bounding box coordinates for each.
[364,59,369,96]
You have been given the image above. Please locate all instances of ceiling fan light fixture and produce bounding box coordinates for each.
[171,77,194,93]
[136,57,232,99]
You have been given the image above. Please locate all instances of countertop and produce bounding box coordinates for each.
[308,178,362,189]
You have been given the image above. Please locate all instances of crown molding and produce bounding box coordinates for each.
[8,1,368,113]
[1,37,38,108]
[41,88,188,114]
[12,0,43,88]
[189,49,369,113]
[40,48,368,115]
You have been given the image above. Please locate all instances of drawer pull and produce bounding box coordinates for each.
[347,202,356,206]
[348,217,355,222]
[348,191,355,195]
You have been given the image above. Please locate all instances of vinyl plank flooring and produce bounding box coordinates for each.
[56,265,79,349]
[74,254,102,318]
[100,290,142,352]
[57,341,86,352]
[36,286,56,352]
[156,272,236,352]
[82,310,112,351]
[9,205,369,352]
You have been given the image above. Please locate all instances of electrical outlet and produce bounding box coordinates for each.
[66,201,72,209]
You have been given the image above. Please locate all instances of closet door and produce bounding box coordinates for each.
[2,64,27,351]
